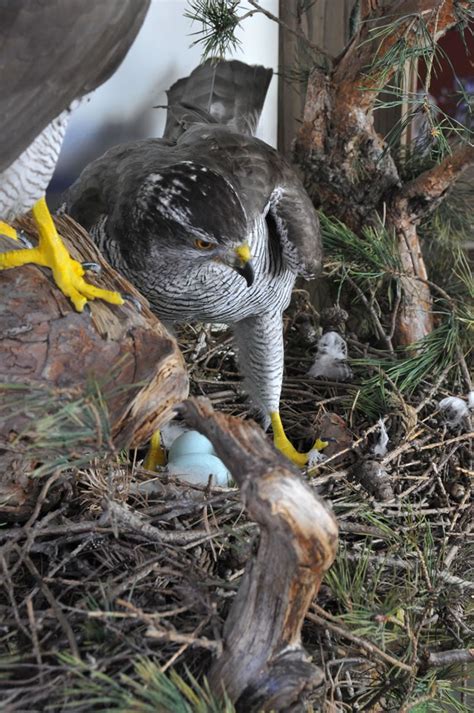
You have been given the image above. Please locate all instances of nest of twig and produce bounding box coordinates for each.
[0,291,472,712]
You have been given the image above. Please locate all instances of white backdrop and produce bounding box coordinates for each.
[52,0,279,197]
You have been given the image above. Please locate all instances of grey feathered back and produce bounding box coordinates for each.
[163,59,273,141]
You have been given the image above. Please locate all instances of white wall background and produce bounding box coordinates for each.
[52,0,279,196]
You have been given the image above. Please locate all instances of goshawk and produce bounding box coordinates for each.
[0,0,150,311]
[65,60,324,465]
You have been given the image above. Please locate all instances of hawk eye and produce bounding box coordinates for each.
[194,239,213,250]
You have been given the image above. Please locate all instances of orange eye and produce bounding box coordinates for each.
[194,239,213,250]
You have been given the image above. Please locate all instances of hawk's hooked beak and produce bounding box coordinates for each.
[232,243,254,287]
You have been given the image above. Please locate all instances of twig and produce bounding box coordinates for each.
[161,618,210,673]
[345,275,394,353]
[146,626,221,652]
[308,607,413,673]
[245,0,331,58]
[26,596,43,683]
[422,648,474,668]
[345,552,474,591]
[23,553,80,659]
[417,432,473,452]
[102,499,212,544]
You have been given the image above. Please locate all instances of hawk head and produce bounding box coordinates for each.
[131,162,254,286]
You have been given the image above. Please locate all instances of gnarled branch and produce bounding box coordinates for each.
[180,397,338,712]
[400,143,474,219]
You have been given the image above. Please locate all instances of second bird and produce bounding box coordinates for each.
[65,60,323,466]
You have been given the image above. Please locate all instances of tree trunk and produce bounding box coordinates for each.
[287,0,473,345]
[0,214,188,519]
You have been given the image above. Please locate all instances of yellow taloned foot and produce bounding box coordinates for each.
[270,411,328,467]
[0,196,124,312]
[0,221,19,240]
[143,430,167,471]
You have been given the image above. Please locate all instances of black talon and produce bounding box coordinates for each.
[123,294,142,312]
[82,261,101,274]
[18,231,34,248]
[83,303,92,316]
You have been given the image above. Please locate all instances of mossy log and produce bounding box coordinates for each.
[0,214,188,518]
[181,398,339,712]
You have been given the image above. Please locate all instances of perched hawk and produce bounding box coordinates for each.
[65,60,324,465]
[0,0,150,311]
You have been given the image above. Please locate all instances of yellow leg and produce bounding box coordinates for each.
[0,197,124,312]
[143,430,167,470]
[0,221,19,240]
[270,411,327,467]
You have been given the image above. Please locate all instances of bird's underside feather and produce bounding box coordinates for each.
[163,59,273,141]
[0,0,150,174]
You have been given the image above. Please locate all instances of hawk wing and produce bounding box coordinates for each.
[0,0,150,173]
[268,169,322,279]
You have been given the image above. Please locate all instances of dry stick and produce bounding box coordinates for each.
[0,521,112,542]
[415,362,456,413]
[456,343,473,393]
[160,618,211,674]
[243,0,330,58]
[2,504,70,579]
[110,598,220,653]
[26,596,44,683]
[345,275,394,353]
[180,397,338,711]
[308,608,412,673]
[102,498,211,545]
[445,519,473,571]
[344,551,474,591]
[395,441,459,501]
[422,648,474,668]
[382,432,432,466]
[0,554,31,640]
[23,553,80,659]
[417,432,473,452]
[146,626,220,652]
[23,471,65,529]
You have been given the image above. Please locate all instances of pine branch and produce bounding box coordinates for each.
[400,144,474,219]
[334,0,473,112]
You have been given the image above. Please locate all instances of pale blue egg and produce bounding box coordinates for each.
[167,453,231,487]
[168,431,216,461]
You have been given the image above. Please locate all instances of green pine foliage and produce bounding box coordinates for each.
[185,1,242,59]
[57,656,234,713]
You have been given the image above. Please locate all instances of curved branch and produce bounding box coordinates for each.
[400,143,474,220]
[180,398,338,712]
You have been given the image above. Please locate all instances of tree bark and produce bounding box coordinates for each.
[181,398,338,712]
[0,214,188,518]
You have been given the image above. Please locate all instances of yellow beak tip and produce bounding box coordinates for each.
[235,243,251,263]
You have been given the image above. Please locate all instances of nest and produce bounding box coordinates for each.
[0,291,472,712]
